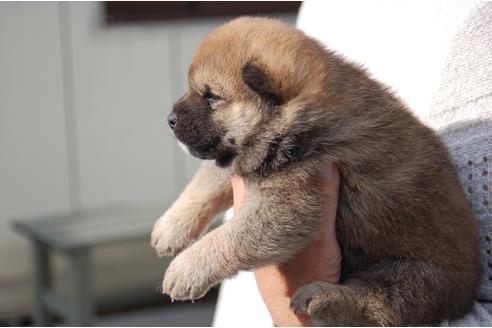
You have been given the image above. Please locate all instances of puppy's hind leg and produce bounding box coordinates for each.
[291,258,454,326]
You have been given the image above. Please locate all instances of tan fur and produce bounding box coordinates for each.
[152,17,480,325]
[151,161,232,256]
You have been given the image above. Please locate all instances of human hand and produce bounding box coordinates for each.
[230,163,342,326]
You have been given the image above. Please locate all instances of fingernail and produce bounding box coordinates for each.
[320,164,335,180]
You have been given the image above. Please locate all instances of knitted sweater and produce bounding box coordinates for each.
[427,2,492,326]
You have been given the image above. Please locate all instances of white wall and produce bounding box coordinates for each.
[0,2,72,316]
[0,2,296,317]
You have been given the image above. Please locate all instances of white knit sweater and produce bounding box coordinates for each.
[428,3,492,326]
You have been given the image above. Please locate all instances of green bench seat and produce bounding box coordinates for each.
[12,203,165,326]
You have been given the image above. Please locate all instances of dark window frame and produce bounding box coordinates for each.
[105,1,301,24]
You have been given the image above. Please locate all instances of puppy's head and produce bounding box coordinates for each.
[168,17,328,169]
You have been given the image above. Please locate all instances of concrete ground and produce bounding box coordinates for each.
[0,290,218,327]
[96,300,217,327]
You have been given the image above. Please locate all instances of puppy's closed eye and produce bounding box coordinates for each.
[203,88,223,106]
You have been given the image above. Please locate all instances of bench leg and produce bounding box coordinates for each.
[67,248,93,326]
[32,241,52,326]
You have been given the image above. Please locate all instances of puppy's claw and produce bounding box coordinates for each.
[161,250,215,302]
[290,294,311,316]
[291,282,327,316]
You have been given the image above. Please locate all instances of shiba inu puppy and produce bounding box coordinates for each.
[151,17,479,326]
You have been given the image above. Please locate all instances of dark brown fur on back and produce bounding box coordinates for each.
[152,17,480,326]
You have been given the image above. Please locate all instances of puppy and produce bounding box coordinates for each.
[151,17,480,326]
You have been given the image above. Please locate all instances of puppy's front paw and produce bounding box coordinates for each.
[162,248,215,301]
[151,212,194,257]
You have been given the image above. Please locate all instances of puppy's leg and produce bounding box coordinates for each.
[291,258,448,326]
[162,172,322,300]
[151,161,232,257]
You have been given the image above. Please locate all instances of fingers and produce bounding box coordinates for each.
[317,163,341,241]
[231,175,246,214]
[318,163,341,203]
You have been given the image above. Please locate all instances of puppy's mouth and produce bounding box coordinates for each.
[187,141,219,160]
[174,132,219,157]
[176,138,236,167]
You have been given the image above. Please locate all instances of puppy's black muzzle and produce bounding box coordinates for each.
[168,91,221,155]
[167,91,235,167]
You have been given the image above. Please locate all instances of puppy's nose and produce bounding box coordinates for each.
[167,112,177,129]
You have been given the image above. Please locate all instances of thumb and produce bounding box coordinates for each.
[318,163,341,203]
[319,163,340,183]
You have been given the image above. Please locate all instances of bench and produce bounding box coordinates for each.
[12,203,165,326]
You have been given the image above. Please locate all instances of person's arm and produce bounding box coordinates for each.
[231,163,342,326]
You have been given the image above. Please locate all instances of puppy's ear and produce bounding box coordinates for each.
[241,61,282,106]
